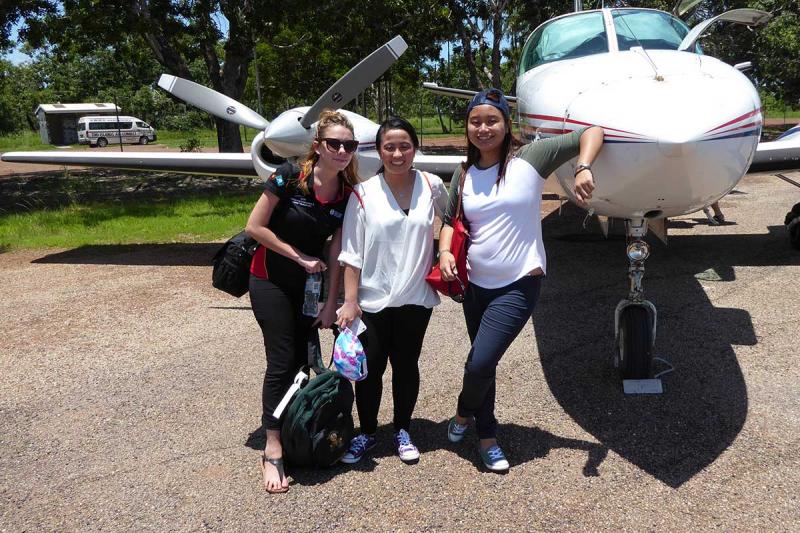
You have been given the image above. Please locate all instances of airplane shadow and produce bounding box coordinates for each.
[31,243,220,266]
[245,418,607,486]
[535,204,799,488]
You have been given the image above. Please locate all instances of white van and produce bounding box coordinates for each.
[77,115,157,147]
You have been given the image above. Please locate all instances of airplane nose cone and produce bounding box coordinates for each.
[561,68,761,218]
[263,108,313,158]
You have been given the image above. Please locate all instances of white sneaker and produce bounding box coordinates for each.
[394,429,420,462]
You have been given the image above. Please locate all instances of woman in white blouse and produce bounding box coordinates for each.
[337,117,448,464]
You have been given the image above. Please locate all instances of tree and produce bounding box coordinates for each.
[19,0,286,152]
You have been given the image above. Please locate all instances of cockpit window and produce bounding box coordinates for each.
[613,9,701,53]
[519,12,607,75]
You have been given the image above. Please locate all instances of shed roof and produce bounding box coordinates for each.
[35,103,121,115]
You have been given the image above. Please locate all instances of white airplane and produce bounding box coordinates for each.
[423,5,800,390]
[3,7,799,389]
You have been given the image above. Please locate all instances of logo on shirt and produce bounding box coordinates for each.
[291,197,314,208]
[330,209,343,219]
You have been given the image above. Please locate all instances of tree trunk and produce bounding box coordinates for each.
[215,118,244,152]
[436,104,449,133]
[491,2,505,88]
[449,0,481,90]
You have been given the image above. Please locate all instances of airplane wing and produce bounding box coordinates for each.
[412,153,465,177]
[0,151,263,177]
[750,137,800,171]
[422,83,518,108]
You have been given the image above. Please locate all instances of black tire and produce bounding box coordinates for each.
[96,137,108,148]
[139,136,149,145]
[618,305,653,379]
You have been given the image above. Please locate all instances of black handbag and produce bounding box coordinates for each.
[211,230,258,297]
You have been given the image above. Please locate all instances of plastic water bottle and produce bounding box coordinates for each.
[302,272,322,317]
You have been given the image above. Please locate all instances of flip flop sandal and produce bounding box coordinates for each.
[260,454,289,494]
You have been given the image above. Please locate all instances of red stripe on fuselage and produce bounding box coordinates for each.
[521,113,644,137]
[704,109,761,134]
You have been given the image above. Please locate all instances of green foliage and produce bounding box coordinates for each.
[0,194,255,250]
[0,129,47,150]
[3,0,799,137]
[179,137,202,153]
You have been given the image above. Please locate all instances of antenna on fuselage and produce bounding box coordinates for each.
[612,9,663,80]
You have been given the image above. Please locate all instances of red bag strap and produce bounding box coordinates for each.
[420,171,433,193]
[346,185,364,208]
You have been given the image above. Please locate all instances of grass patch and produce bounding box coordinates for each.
[0,131,79,152]
[0,194,255,250]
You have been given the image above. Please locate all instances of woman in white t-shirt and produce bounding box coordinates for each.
[438,89,604,472]
[337,117,448,464]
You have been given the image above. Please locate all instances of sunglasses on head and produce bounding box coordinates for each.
[320,138,359,154]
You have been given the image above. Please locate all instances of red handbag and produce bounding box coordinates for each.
[426,169,469,300]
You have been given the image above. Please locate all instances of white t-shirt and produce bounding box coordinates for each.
[338,170,449,313]
[461,157,548,288]
[444,130,584,289]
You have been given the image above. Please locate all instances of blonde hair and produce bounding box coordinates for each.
[298,110,360,193]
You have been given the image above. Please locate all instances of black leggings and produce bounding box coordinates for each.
[355,305,433,435]
[249,276,316,431]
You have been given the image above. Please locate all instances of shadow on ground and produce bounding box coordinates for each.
[0,168,262,213]
[534,204,799,487]
[245,418,607,486]
[32,243,220,266]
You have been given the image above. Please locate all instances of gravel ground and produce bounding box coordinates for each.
[1,172,799,531]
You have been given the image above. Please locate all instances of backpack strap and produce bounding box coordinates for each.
[272,369,309,419]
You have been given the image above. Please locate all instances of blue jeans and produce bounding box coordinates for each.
[457,275,542,439]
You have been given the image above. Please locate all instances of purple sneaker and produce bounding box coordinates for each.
[394,429,420,462]
[340,433,377,464]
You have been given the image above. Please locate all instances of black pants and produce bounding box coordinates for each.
[250,276,317,431]
[355,305,433,435]
[458,275,542,439]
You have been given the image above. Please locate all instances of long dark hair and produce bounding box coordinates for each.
[462,107,522,186]
[375,116,419,175]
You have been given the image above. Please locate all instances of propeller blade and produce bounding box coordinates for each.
[157,74,270,130]
[299,35,408,129]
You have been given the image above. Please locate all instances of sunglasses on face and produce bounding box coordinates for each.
[320,138,359,154]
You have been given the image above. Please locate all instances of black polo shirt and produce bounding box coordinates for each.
[250,162,350,289]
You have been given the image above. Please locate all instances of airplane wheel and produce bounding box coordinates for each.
[618,305,653,379]
[97,137,108,148]
[139,136,149,145]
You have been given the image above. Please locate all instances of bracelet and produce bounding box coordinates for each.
[438,249,452,255]
[574,163,592,177]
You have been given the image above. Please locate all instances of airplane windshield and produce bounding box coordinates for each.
[519,12,607,74]
[613,9,700,53]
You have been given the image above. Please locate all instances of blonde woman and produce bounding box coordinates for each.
[245,110,360,493]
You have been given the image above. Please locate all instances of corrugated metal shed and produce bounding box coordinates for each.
[34,103,120,115]
[35,103,121,145]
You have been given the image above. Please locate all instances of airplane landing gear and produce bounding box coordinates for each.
[614,218,657,380]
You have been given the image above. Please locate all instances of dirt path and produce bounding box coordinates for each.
[1,173,799,530]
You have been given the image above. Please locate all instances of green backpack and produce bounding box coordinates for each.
[280,370,355,468]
